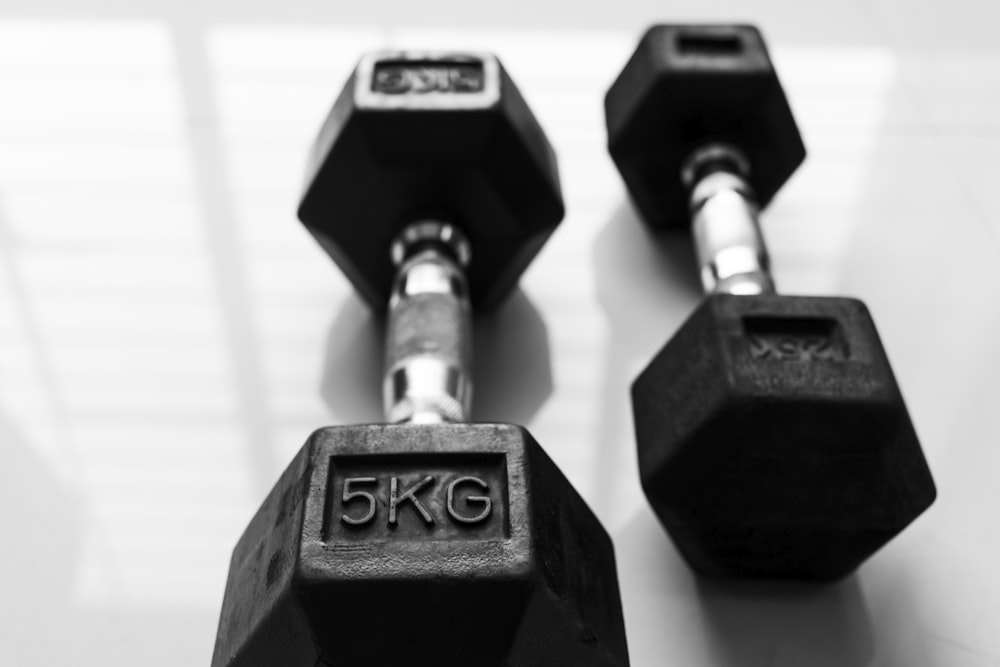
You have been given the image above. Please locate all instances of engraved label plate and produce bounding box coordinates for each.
[372,60,485,95]
[743,316,849,362]
[324,453,509,542]
[354,51,501,110]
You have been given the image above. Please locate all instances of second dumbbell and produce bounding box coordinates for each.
[606,24,936,580]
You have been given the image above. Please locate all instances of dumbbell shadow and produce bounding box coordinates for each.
[320,296,382,424]
[613,510,876,667]
[321,288,553,425]
[471,290,553,423]
[588,201,700,520]
[695,576,875,667]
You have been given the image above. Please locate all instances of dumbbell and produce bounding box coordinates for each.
[212,52,630,667]
[604,25,936,580]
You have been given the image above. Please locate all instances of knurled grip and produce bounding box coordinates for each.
[383,247,472,423]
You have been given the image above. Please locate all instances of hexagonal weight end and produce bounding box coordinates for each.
[298,52,564,310]
[605,24,806,228]
[631,294,936,580]
[212,423,629,667]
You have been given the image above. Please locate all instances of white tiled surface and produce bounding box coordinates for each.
[1,2,999,665]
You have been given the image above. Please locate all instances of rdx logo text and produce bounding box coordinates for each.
[373,63,484,95]
[748,334,843,362]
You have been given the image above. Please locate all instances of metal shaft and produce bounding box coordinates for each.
[684,144,776,296]
[383,222,473,424]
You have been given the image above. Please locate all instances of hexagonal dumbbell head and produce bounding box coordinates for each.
[298,52,564,309]
[632,295,936,580]
[605,24,806,227]
[212,424,629,667]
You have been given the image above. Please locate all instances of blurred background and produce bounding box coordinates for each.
[0,0,998,664]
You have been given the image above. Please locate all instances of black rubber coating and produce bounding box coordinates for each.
[212,423,630,667]
[605,24,806,227]
[631,294,936,580]
[298,55,564,310]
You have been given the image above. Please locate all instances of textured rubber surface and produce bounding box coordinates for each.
[298,54,564,310]
[605,24,805,228]
[631,294,936,580]
[212,423,629,667]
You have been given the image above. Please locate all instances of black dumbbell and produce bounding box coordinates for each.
[212,52,630,667]
[605,25,936,581]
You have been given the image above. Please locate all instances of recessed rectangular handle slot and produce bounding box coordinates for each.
[677,34,744,56]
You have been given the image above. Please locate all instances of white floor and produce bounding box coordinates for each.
[0,2,998,665]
